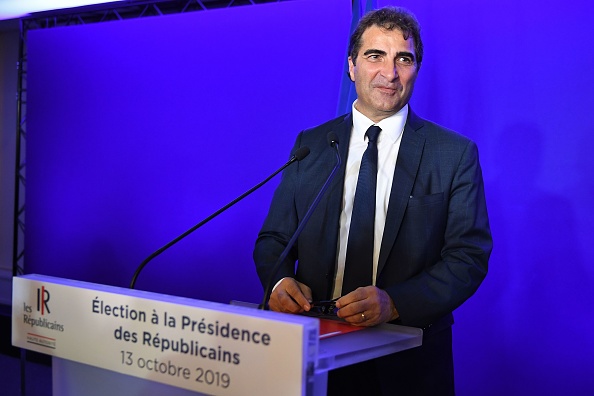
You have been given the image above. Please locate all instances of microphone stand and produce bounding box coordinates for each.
[130,146,310,289]
[260,134,341,309]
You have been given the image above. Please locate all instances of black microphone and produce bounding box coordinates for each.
[259,132,341,309]
[130,146,311,289]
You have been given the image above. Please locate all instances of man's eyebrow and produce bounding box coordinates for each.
[363,48,387,56]
[396,51,416,60]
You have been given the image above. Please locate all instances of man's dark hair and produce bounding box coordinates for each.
[348,6,423,70]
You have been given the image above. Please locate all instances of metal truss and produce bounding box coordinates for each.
[20,0,295,30]
[12,0,296,276]
[12,22,26,277]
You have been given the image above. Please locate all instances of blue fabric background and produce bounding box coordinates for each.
[25,0,594,393]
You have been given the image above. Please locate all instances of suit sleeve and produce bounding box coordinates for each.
[253,134,303,291]
[387,140,492,328]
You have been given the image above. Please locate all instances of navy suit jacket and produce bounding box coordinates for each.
[254,110,492,328]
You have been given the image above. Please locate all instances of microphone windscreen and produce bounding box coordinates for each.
[294,146,310,161]
[327,131,339,147]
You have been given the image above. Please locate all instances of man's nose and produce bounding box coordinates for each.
[380,61,398,80]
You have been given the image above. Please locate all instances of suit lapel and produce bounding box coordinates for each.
[378,110,425,275]
[335,113,353,174]
[320,114,352,289]
[326,113,353,202]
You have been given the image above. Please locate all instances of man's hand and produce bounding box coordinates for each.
[268,278,313,314]
[335,286,399,327]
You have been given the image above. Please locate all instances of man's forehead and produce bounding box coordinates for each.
[360,26,415,50]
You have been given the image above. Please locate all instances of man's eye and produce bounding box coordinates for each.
[397,57,414,66]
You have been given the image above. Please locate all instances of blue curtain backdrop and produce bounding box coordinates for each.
[24,0,594,394]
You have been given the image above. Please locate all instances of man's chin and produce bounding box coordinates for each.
[375,102,405,115]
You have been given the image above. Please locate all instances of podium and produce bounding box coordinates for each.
[12,275,422,395]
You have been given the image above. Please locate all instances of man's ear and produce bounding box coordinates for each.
[347,56,355,82]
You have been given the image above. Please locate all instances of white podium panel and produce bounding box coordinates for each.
[12,275,422,396]
[13,275,318,396]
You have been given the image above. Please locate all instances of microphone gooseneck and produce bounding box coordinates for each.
[259,132,341,309]
[130,146,310,289]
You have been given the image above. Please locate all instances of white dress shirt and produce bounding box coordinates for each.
[331,102,407,299]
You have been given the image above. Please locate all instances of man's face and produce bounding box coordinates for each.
[348,25,418,123]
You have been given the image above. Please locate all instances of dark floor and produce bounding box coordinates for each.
[1,305,52,396]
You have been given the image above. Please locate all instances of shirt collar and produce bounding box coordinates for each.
[351,101,408,144]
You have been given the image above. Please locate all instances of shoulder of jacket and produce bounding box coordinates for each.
[409,113,474,146]
[301,113,351,135]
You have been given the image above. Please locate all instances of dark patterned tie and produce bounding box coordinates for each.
[342,125,382,295]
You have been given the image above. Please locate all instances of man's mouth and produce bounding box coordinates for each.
[375,86,399,94]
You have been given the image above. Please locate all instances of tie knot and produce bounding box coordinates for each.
[366,125,382,144]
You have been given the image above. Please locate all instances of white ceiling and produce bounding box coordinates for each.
[0,0,125,21]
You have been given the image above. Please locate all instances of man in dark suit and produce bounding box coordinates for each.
[254,6,492,395]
